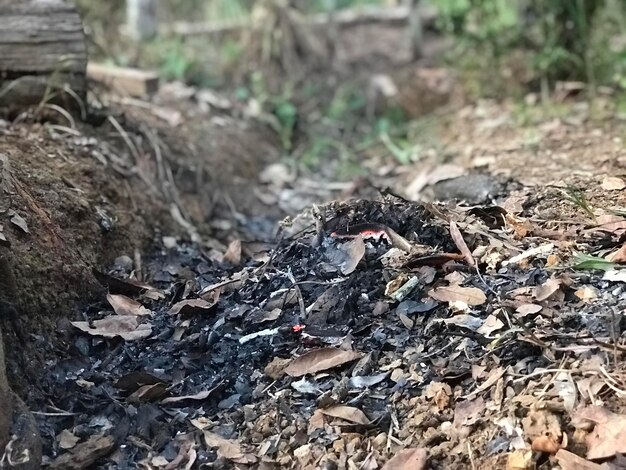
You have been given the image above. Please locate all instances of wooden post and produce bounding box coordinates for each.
[0,0,87,109]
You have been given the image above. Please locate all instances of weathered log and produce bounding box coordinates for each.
[0,0,87,109]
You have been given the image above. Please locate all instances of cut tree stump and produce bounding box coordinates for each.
[0,0,87,109]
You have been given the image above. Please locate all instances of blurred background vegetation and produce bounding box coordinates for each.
[75,0,626,173]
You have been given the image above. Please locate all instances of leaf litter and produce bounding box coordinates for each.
[40,196,626,469]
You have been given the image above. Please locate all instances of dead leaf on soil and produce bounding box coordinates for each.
[555,449,604,470]
[534,276,562,302]
[264,357,291,379]
[333,236,366,275]
[71,316,152,341]
[572,405,626,460]
[515,303,542,316]
[202,431,257,465]
[169,296,219,315]
[450,220,475,265]
[284,348,363,377]
[49,434,115,470]
[575,286,598,302]
[115,371,163,391]
[107,293,151,316]
[601,176,626,191]
[507,449,533,470]
[606,244,626,263]
[429,285,486,306]
[92,268,157,296]
[57,429,80,450]
[594,214,626,235]
[161,383,222,405]
[8,209,28,233]
[381,447,427,470]
[223,240,242,265]
[453,396,485,428]
[128,383,168,403]
[319,405,371,425]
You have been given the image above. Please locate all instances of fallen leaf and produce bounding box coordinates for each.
[264,357,291,379]
[284,348,362,377]
[601,176,626,191]
[71,316,152,341]
[502,243,554,266]
[169,297,218,315]
[450,220,475,265]
[515,303,542,316]
[57,429,80,450]
[320,405,371,425]
[477,314,505,335]
[128,383,168,403]
[330,236,366,275]
[572,253,617,271]
[348,373,388,389]
[437,314,483,331]
[291,377,322,395]
[555,449,604,470]
[594,214,626,234]
[161,385,222,405]
[575,286,597,302]
[453,396,485,428]
[223,240,242,265]
[607,244,626,263]
[115,371,163,391]
[381,448,427,470]
[572,405,626,460]
[534,277,561,301]
[49,434,115,470]
[507,449,533,470]
[8,209,28,233]
[429,286,486,306]
[92,268,156,296]
[603,269,626,283]
[202,431,257,464]
[107,293,151,316]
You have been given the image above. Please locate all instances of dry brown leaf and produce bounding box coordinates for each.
[606,244,626,263]
[428,286,486,306]
[49,434,115,470]
[128,383,168,403]
[381,448,427,470]
[572,405,626,460]
[575,286,598,302]
[534,277,561,302]
[107,293,151,316]
[601,176,626,191]
[339,236,366,275]
[169,297,218,315]
[594,214,626,234]
[449,220,475,265]
[202,431,257,465]
[284,348,363,377]
[161,388,218,405]
[516,303,542,316]
[308,409,326,430]
[264,357,291,379]
[507,450,533,470]
[71,316,152,341]
[223,240,242,265]
[320,405,371,425]
[554,449,604,470]
[57,429,80,450]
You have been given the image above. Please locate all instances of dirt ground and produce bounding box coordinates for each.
[2,19,626,470]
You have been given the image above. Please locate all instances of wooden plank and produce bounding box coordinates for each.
[87,63,160,98]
